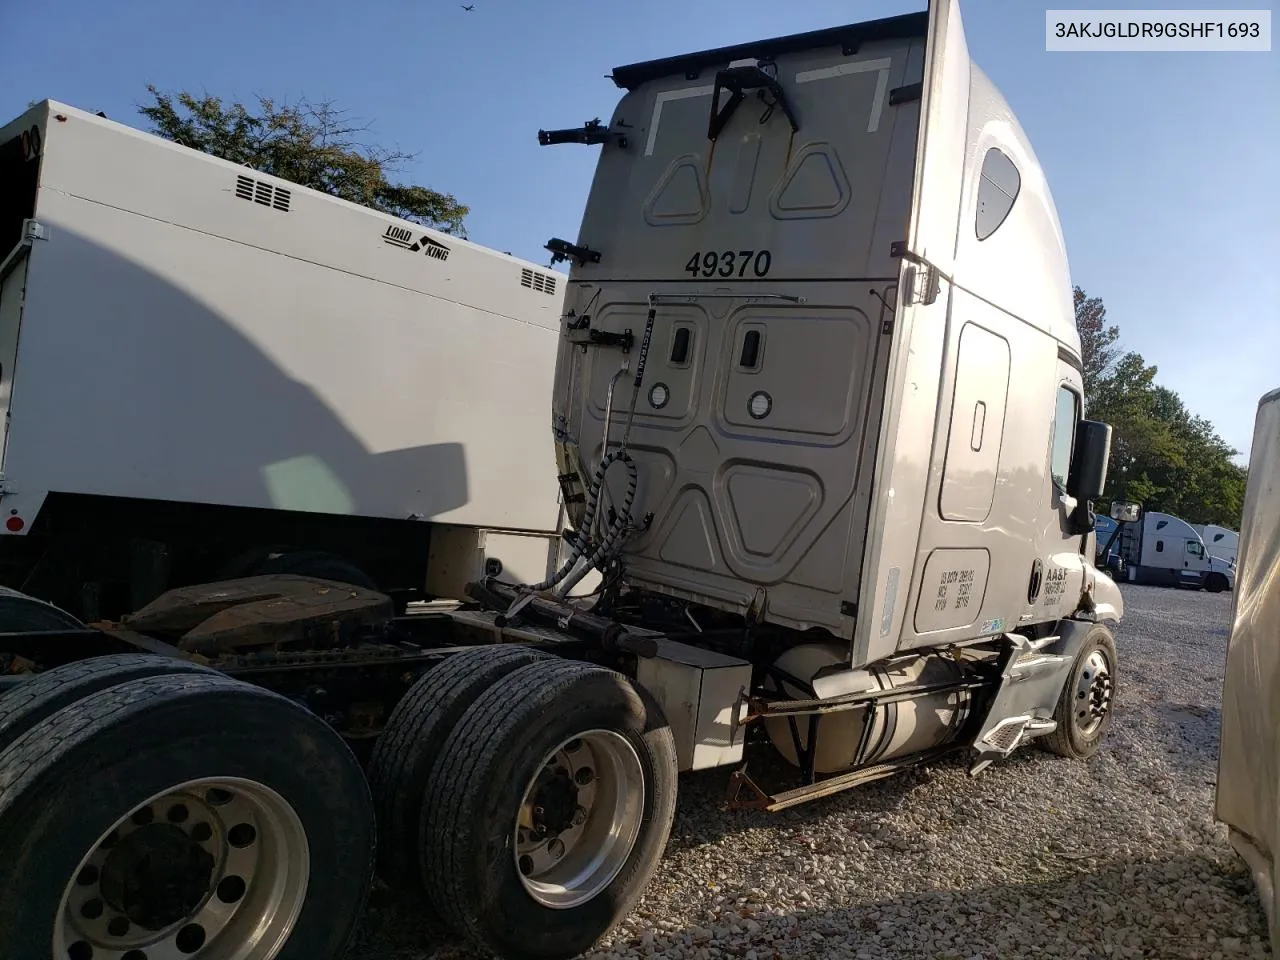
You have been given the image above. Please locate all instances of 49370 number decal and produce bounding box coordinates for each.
[684,249,772,279]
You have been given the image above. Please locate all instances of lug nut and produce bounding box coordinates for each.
[575,768,594,786]
[572,807,587,827]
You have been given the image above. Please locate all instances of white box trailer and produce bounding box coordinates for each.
[0,5,1129,960]
[0,100,580,620]
[1216,386,1280,955]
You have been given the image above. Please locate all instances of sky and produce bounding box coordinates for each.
[1,0,1276,459]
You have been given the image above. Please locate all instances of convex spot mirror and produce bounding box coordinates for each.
[1110,500,1141,523]
[1066,420,1113,535]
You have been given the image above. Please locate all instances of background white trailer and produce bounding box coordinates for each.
[0,100,576,620]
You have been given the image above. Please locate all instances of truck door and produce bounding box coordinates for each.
[1029,363,1090,620]
[1183,538,1209,583]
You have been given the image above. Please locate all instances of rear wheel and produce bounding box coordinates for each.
[420,658,678,960]
[0,652,217,754]
[0,671,375,960]
[1038,623,1117,760]
[366,643,553,892]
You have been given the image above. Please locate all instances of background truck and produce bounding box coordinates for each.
[1216,385,1279,955]
[1193,522,1239,565]
[0,100,582,624]
[0,5,1127,960]
[1106,507,1232,592]
[1094,513,1125,578]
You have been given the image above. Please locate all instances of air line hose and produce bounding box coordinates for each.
[504,303,658,600]
[517,450,638,594]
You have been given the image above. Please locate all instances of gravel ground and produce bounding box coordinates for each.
[346,585,1272,960]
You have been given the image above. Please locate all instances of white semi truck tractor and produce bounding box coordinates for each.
[0,3,1124,959]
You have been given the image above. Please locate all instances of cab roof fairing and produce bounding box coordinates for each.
[607,12,930,92]
[600,9,1080,362]
[963,62,1081,360]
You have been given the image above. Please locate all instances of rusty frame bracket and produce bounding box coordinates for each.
[727,765,772,811]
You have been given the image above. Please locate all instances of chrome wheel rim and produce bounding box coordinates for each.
[513,729,645,910]
[1075,649,1114,736]
[54,776,309,960]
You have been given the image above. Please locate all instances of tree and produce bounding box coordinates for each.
[1073,285,1247,528]
[1074,285,1120,399]
[1136,387,1246,524]
[1088,351,1175,497]
[138,85,469,236]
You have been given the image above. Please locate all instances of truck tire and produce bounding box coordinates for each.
[1205,572,1229,593]
[366,642,553,892]
[420,657,678,960]
[1038,623,1117,760]
[0,652,217,755]
[0,671,375,960]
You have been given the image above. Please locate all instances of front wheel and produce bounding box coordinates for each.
[1205,572,1229,593]
[420,658,678,960]
[1038,623,1118,760]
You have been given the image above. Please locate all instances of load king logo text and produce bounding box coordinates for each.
[382,225,451,262]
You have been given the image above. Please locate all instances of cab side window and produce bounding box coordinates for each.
[976,147,1021,240]
[1050,385,1080,490]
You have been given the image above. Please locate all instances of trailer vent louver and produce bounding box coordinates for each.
[520,268,557,296]
[234,174,291,212]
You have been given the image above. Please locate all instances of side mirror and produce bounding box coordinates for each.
[1065,420,1112,535]
[1110,500,1140,523]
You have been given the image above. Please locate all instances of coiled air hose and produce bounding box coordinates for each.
[517,448,638,595]
[501,302,658,612]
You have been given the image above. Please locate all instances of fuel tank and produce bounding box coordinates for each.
[762,642,972,774]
